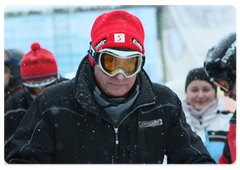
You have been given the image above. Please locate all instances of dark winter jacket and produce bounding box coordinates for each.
[6,56,215,164]
[4,77,68,158]
[2,89,33,162]
[218,111,236,164]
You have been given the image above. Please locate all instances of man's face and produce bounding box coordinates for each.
[94,65,136,97]
[26,81,56,99]
[27,86,49,96]
[224,80,236,101]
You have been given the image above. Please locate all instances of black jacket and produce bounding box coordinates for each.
[6,56,215,164]
[4,77,68,158]
[5,88,33,158]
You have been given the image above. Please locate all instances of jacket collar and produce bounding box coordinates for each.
[74,56,156,122]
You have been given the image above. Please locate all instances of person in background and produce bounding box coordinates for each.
[4,42,68,158]
[204,32,236,164]
[182,67,233,163]
[6,10,215,164]
[4,49,24,101]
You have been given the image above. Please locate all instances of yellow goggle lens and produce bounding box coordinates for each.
[101,53,140,76]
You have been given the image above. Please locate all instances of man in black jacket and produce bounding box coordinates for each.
[6,10,215,164]
[5,42,68,159]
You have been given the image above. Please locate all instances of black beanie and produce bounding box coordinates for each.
[185,67,217,93]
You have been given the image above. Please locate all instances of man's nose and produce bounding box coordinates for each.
[114,73,126,81]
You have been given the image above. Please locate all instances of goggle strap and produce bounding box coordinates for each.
[88,42,99,64]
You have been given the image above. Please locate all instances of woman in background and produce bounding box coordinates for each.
[182,67,233,163]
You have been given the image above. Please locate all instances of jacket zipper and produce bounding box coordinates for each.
[112,102,155,163]
[114,127,119,145]
[113,127,119,163]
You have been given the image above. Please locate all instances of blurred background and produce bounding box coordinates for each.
[4,5,236,110]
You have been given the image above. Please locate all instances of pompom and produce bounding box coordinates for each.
[31,42,41,51]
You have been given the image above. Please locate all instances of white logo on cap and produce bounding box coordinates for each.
[114,33,125,43]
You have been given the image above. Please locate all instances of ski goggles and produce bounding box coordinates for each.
[211,73,235,93]
[5,57,21,67]
[97,48,145,78]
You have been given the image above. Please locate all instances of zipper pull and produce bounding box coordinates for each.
[114,127,119,145]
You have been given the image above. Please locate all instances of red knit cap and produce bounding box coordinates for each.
[89,10,145,66]
[21,42,58,87]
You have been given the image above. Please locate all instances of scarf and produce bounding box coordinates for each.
[87,65,140,126]
[182,98,218,119]
[93,84,139,126]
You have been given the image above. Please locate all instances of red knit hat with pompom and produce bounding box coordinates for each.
[89,10,145,67]
[21,42,58,88]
